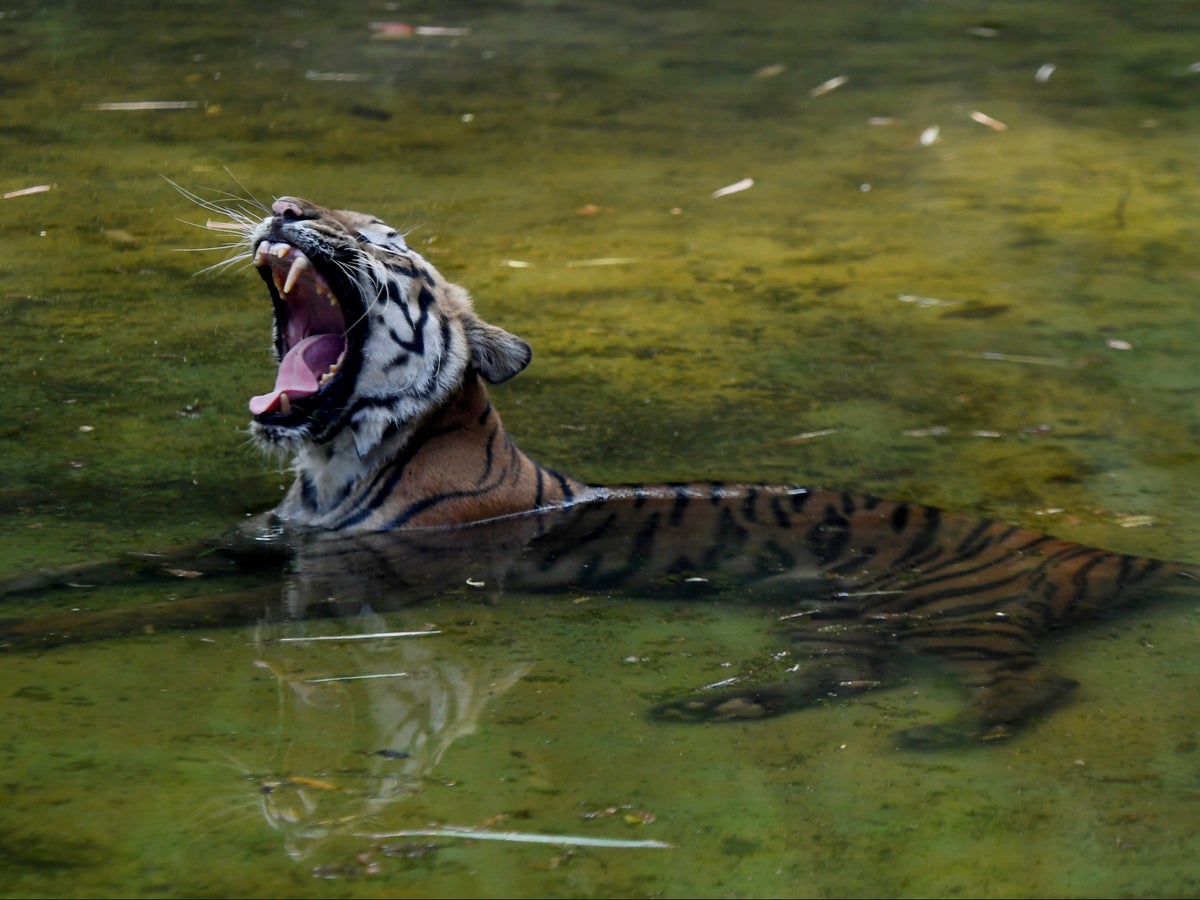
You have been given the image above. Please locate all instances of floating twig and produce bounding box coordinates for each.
[777,428,839,444]
[898,292,957,308]
[3,184,53,199]
[951,350,1070,367]
[565,257,640,268]
[88,101,198,111]
[359,827,673,849]
[276,630,441,643]
[304,672,413,683]
[969,110,1008,131]
[711,177,754,198]
[809,74,848,97]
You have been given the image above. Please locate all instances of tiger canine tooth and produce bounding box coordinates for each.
[278,392,292,415]
[283,256,309,295]
[271,269,286,295]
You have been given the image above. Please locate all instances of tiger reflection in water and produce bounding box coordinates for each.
[1,194,1194,753]
[223,608,530,862]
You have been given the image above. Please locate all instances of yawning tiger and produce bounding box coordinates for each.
[1,195,1193,747]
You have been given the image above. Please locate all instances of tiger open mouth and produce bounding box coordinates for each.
[250,240,356,427]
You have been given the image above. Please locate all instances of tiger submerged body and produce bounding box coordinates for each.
[1,196,1193,747]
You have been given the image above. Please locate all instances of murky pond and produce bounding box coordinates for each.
[2,1,1199,897]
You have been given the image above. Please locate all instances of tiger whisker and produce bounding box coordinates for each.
[192,256,255,279]
[174,242,250,254]
[206,219,252,233]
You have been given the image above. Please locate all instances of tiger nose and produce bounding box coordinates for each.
[273,198,305,220]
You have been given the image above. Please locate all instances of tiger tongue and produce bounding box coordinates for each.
[249,333,346,415]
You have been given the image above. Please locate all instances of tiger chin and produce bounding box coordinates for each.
[2,195,1195,751]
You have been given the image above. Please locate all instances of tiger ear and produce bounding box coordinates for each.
[464,315,532,384]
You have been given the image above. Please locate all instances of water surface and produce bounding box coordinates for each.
[1,1,1199,897]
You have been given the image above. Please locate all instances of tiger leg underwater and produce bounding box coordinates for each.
[2,195,1194,749]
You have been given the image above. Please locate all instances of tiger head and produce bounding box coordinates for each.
[245,197,532,470]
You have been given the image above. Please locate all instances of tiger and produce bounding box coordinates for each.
[0,194,1194,748]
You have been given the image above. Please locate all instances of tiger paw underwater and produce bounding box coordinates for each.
[1,195,1195,748]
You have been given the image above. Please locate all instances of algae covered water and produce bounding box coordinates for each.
[1,1,1198,897]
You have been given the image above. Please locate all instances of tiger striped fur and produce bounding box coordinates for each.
[244,197,581,529]
[0,195,1192,747]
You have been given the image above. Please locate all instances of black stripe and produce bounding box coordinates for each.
[769,496,792,529]
[742,487,760,523]
[805,502,852,565]
[669,488,690,527]
[893,506,942,566]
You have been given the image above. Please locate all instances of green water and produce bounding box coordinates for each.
[1,1,1199,896]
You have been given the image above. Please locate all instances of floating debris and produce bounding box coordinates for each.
[500,259,534,268]
[88,101,198,111]
[951,350,1070,367]
[278,775,341,792]
[898,292,958,308]
[103,228,139,245]
[3,183,53,199]
[753,63,786,79]
[969,110,1008,131]
[359,827,673,850]
[778,428,838,444]
[581,805,658,825]
[305,70,372,82]
[369,22,470,39]
[380,842,440,859]
[809,74,848,97]
[304,672,413,683]
[276,630,440,643]
[918,125,941,147]
[1035,63,1057,83]
[867,116,896,126]
[902,426,950,438]
[1115,514,1157,528]
[964,25,999,38]
[1106,338,1133,350]
[711,177,754,198]
[565,257,640,268]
